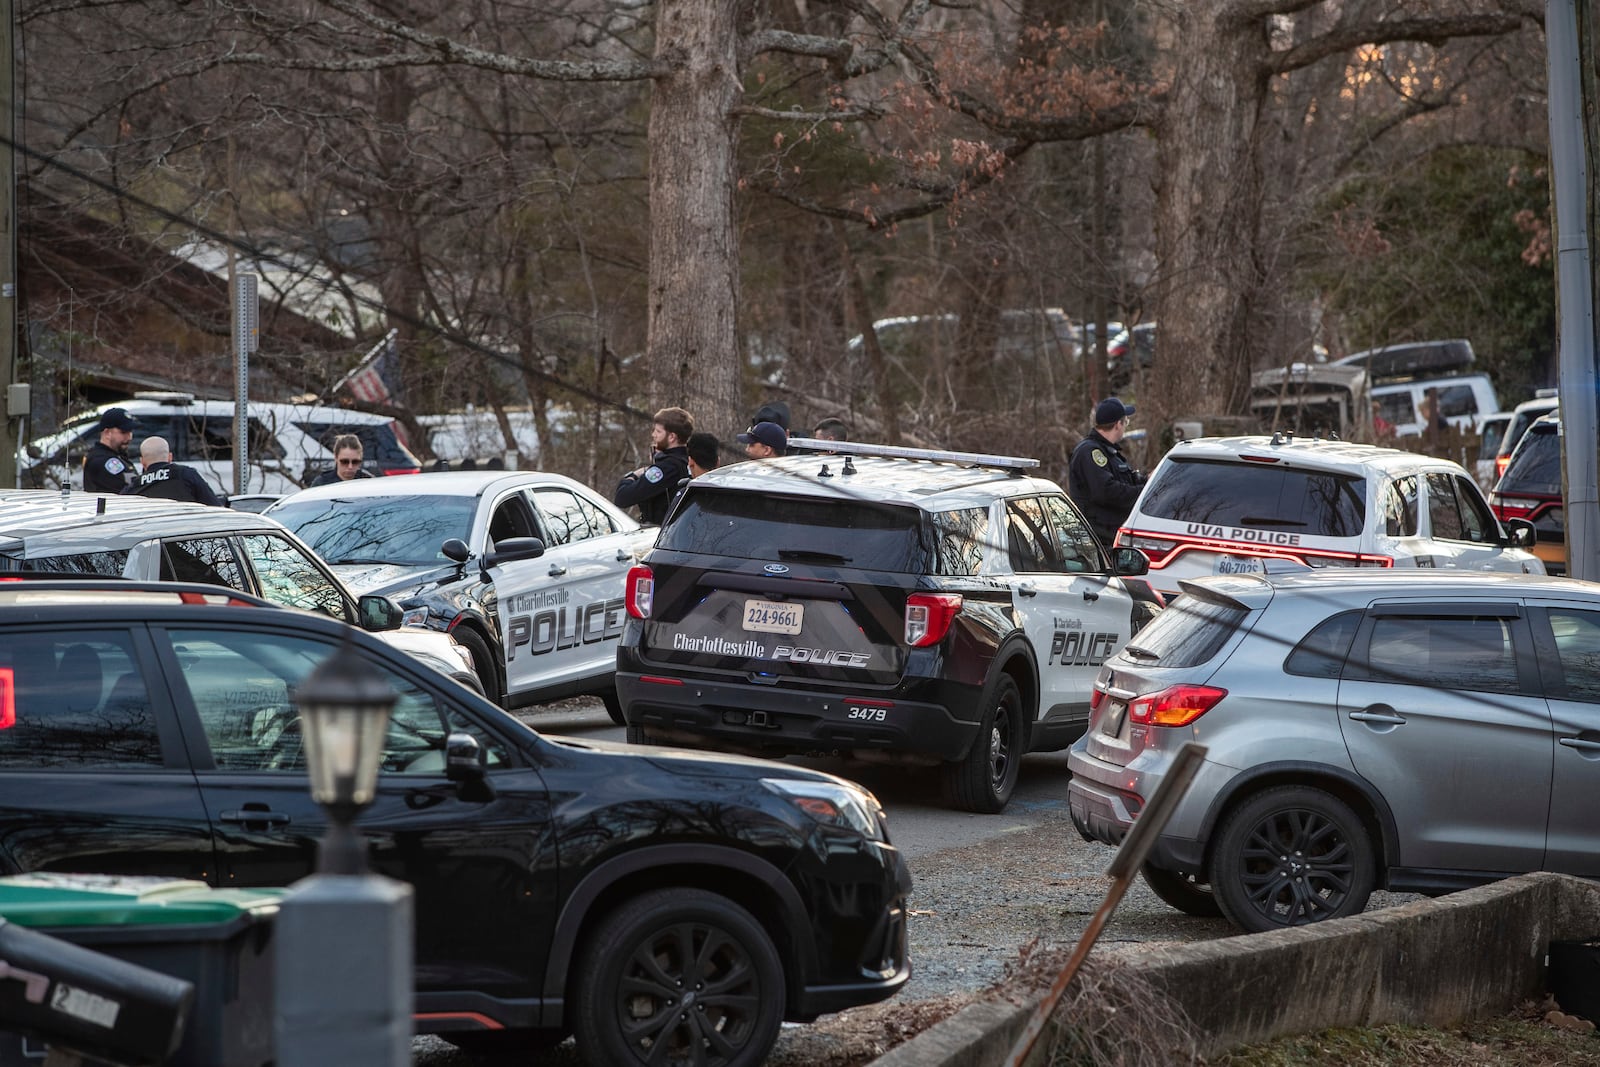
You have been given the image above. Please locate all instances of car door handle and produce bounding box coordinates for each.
[1560,737,1600,755]
[615,549,632,562]
[1082,589,1099,603]
[548,564,567,577]
[219,809,290,826]
[1349,707,1407,727]
[1018,582,1038,598]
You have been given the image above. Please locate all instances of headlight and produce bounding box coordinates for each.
[401,606,430,627]
[762,778,885,841]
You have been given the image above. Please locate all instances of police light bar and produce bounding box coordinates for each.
[786,438,1040,472]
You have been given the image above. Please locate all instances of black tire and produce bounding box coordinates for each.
[573,888,784,1067]
[1210,785,1377,933]
[453,627,502,707]
[624,724,659,746]
[1141,863,1223,918]
[942,674,1023,814]
[601,686,626,727]
[444,1028,567,1059]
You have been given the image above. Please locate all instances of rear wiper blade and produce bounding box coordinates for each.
[1121,645,1159,660]
[777,549,853,563]
[1236,516,1308,527]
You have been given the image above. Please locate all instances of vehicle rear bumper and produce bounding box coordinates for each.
[616,670,983,762]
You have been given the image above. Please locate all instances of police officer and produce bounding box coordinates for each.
[82,407,139,493]
[122,436,225,506]
[614,407,694,525]
[1068,397,1145,548]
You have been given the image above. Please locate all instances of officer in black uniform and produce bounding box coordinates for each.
[614,406,694,525]
[1068,397,1146,548]
[82,407,139,493]
[122,436,225,506]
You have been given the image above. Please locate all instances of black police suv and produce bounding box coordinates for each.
[617,439,1156,814]
[0,579,910,1067]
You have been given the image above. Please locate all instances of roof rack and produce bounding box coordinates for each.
[786,437,1039,472]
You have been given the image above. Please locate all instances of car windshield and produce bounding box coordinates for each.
[270,494,478,565]
[1139,457,1367,538]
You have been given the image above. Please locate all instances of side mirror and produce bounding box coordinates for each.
[358,594,405,632]
[481,536,545,570]
[440,538,472,564]
[1111,546,1151,576]
[1505,517,1537,548]
[25,444,40,459]
[445,732,495,802]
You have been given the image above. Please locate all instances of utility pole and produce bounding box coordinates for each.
[1546,0,1599,581]
[0,0,19,490]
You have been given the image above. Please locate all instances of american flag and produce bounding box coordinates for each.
[333,328,409,446]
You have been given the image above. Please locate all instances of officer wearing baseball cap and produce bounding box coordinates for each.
[83,406,139,493]
[736,421,787,459]
[1068,397,1145,548]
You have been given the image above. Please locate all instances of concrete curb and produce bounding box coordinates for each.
[871,872,1600,1066]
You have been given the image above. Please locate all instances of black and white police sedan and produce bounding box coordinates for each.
[269,471,655,718]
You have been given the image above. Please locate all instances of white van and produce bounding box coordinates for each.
[1332,339,1499,436]
[22,393,420,495]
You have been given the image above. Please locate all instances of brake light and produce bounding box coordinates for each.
[625,565,654,619]
[905,593,963,647]
[0,668,11,729]
[1122,535,1176,564]
[382,467,422,476]
[1496,455,1512,479]
[1089,688,1107,713]
[1492,497,1541,521]
[1127,684,1227,727]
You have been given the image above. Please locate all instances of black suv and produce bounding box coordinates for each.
[1490,412,1564,575]
[617,440,1156,814]
[0,579,910,1067]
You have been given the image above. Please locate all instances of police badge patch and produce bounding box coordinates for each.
[105,458,126,474]
[644,466,664,483]
[1092,451,1107,467]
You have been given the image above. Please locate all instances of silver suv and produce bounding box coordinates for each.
[1068,569,1600,932]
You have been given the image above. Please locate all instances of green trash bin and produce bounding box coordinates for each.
[0,873,282,1067]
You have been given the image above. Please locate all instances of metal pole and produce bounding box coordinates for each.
[232,272,257,495]
[0,0,17,491]
[1547,0,1600,581]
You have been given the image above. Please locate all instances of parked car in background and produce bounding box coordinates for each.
[1106,322,1156,388]
[617,439,1158,814]
[1070,569,1600,932]
[0,490,477,689]
[225,493,283,514]
[22,392,420,495]
[0,578,910,1066]
[1490,412,1565,576]
[1333,339,1498,437]
[1475,412,1513,489]
[1492,392,1559,482]
[267,471,654,717]
[1117,434,1542,599]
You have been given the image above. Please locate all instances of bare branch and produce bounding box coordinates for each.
[732,103,885,121]
[1266,13,1525,75]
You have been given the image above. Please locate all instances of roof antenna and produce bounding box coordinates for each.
[97,497,107,515]
[817,463,833,478]
[841,455,857,475]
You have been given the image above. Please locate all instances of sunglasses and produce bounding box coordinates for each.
[338,458,364,466]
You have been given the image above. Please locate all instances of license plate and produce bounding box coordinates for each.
[1214,555,1264,576]
[742,599,803,634]
[1102,700,1127,736]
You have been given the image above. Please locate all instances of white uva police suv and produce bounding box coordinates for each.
[616,440,1159,813]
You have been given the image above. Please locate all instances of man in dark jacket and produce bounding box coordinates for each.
[82,406,139,493]
[614,407,694,525]
[122,436,225,506]
[1068,397,1145,548]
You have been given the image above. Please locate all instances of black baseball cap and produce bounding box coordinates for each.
[1093,397,1135,426]
[736,421,788,453]
[98,407,137,432]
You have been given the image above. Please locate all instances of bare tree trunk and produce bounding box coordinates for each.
[1149,4,1269,433]
[647,0,744,436]
[834,220,902,444]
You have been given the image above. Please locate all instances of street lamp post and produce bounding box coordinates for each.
[274,640,414,1067]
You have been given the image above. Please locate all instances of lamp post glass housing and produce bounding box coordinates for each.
[293,641,397,873]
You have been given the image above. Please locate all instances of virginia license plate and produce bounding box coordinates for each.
[742,599,803,634]
[1214,555,1265,576]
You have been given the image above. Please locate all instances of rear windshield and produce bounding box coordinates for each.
[0,551,129,576]
[659,489,926,573]
[1139,458,1366,538]
[1502,426,1561,496]
[292,421,419,468]
[1121,592,1248,668]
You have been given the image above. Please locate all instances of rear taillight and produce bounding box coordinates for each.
[1492,496,1541,522]
[625,564,654,619]
[0,668,12,729]
[905,593,963,647]
[1495,455,1512,479]
[382,467,422,476]
[1303,553,1392,570]
[1128,684,1227,727]
[1122,535,1176,563]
